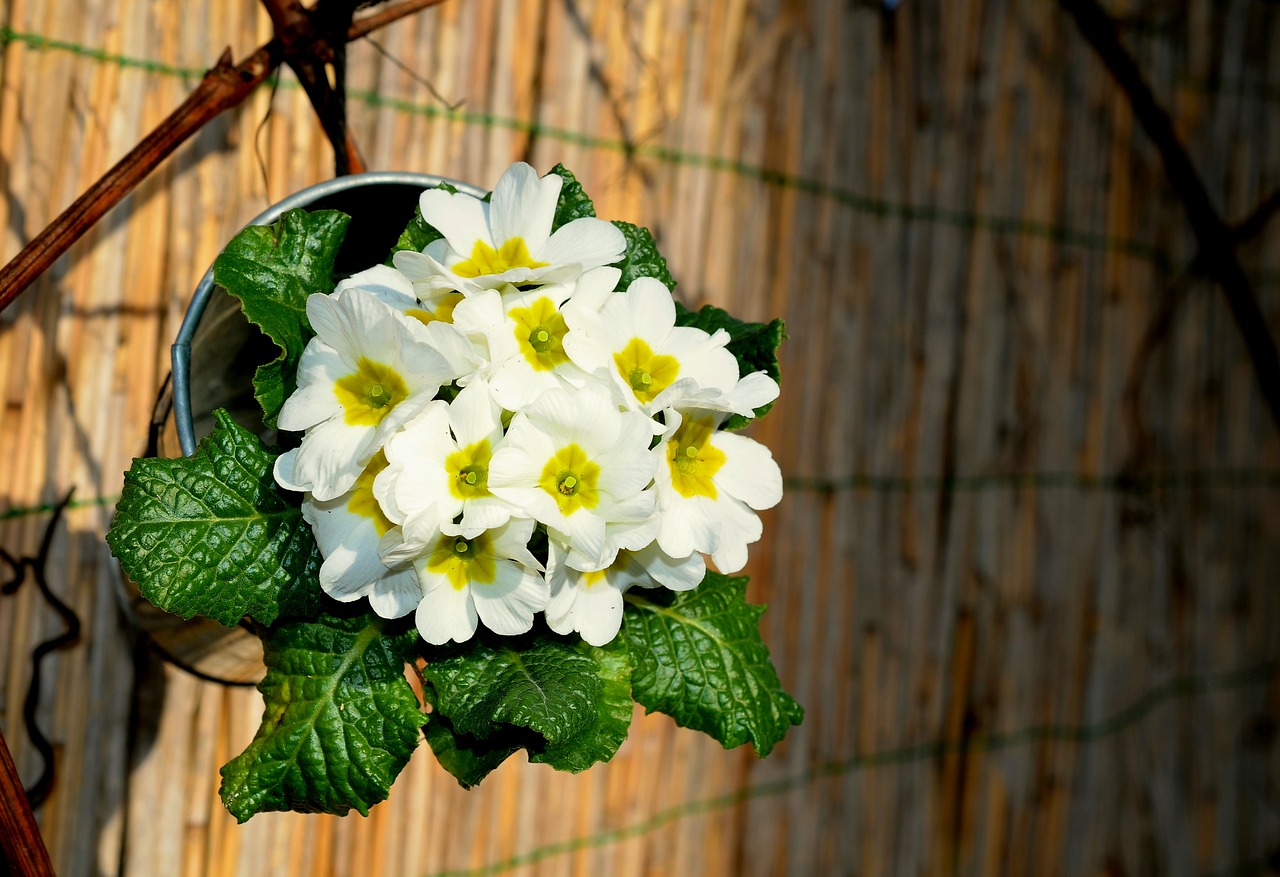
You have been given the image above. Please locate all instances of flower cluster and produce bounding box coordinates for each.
[274,163,782,647]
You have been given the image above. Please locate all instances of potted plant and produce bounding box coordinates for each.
[106,162,801,821]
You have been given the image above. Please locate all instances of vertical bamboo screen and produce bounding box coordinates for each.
[1,1,1278,875]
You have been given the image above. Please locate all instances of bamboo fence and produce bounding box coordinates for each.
[1,1,1279,875]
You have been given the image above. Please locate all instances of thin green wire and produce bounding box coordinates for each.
[423,663,1275,877]
[784,468,1280,493]
[0,494,118,522]
[5,25,1280,285]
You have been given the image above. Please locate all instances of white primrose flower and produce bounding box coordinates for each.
[451,266,620,412]
[544,534,705,647]
[375,379,515,549]
[303,452,421,619]
[392,518,547,645]
[489,385,656,572]
[563,277,745,418]
[273,289,458,501]
[544,541,648,646]
[653,410,783,574]
[332,264,481,378]
[391,162,625,295]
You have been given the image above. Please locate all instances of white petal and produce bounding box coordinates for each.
[713,432,784,510]
[656,493,720,559]
[539,217,627,271]
[561,512,608,569]
[278,341,347,431]
[419,188,494,259]
[623,277,677,342]
[573,584,624,647]
[487,516,537,559]
[279,418,376,501]
[632,542,705,591]
[334,264,417,308]
[318,540,384,602]
[489,356,562,413]
[379,526,428,567]
[392,248,460,295]
[472,561,547,635]
[274,448,303,493]
[457,496,514,534]
[423,321,483,380]
[598,489,655,524]
[526,384,619,453]
[708,497,763,574]
[379,402,453,509]
[489,162,560,254]
[415,582,478,645]
[662,327,740,391]
[367,569,422,618]
[725,372,780,413]
[448,378,503,447]
[304,493,362,552]
[488,444,544,490]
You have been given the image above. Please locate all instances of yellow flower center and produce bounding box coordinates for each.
[453,237,548,278]
[613,337,679,404]
[334,357,410,426]
[406,292,465,326]
[580,569,608,588]
[538,444,601,515]
[346,452,394,536]
[509,296,570,371]
[667,417,725,499]
[446,439,493,501]
[426,532,497,590]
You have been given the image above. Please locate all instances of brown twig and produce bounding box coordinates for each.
[1060,0,1280,436]
[261,0,365,175]
[0,728,55,877]
[0,0,448,314]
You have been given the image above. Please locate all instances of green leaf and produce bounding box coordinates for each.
[549,163,596,229]
[213,209,350,427]
[674,301,786,429]
[421,696,523,790]
[423,629,633,785]
[219,612,425,821]
[530,636,632,772]
[610,221,676,291]
[386,182,457,261]
[106,409,322,628]
[622,573,802,757]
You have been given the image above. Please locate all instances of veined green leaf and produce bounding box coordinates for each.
[423,630,633,786]
[106,409,321,627]
[611,221,676,291]
[549,163,596,229]
[219,611,424,821]
[213,209,350,426]
[622,573,802,756]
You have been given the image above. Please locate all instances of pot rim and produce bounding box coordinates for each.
[172,171,486,456]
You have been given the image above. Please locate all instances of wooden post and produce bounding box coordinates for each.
[0,729,55,877]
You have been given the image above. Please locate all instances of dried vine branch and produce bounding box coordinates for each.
[0,727,54,877]
[1060,0,1280,436]
[261,0,366,175]
[0,0,447,314]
